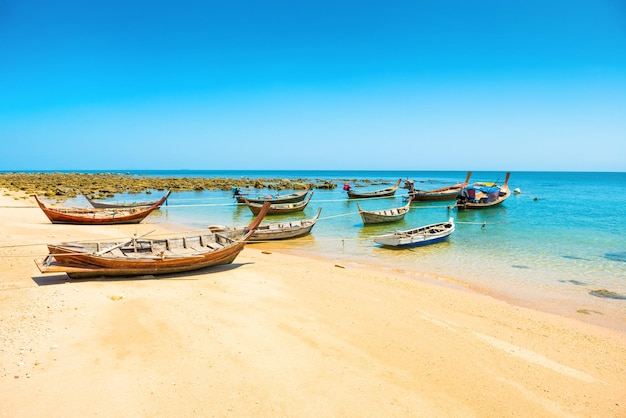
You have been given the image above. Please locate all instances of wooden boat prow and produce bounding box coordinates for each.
[33,193,170,225]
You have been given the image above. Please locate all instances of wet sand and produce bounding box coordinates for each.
[1,192,625,417]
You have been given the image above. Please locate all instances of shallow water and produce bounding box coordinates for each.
[62,170,626,331]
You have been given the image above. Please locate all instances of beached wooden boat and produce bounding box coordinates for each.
[373,218,455,247]
[85,190,171,209]
[33,194,169,225]
[357,201,411,224]
[34,203,271,279]
[245,192,313,215]
[234,185,311,204]
[406,172,472,202]
[345,179,402,199]
[209,207,322,241]
[455,172,511,210]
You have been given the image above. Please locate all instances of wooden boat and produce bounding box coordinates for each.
[234,185,311,204]
[406,172,472,202]
[373,218,455,247]
[85,190,171,209]
[245,192,313,215]
[346,179,402,199]
[357,201,410,224]
[33,194,169,225]
[455,172,511,210]
[34,202,271,279]
[209,207,322,241]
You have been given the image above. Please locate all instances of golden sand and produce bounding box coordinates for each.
[1,192,625,417]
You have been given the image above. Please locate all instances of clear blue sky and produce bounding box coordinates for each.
[1,0,625,171]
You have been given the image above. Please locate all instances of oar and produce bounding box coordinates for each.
[94,230,155,256]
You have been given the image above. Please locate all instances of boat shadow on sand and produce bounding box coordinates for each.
[30,262,255,286]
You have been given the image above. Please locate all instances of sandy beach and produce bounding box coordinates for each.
[1,192,625,417]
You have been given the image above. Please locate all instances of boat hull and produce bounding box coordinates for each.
[245,193,313,215]
[358,202,410,224]
[236,186,311,204]
[33,193,168,225]
[39,241,245,278]
[455,173,511,210]
[373,218,455,248]
[347,179,402,199]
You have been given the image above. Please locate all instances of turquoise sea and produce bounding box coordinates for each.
[60,170,626,331]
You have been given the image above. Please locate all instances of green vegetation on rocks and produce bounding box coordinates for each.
[0,172,340,199]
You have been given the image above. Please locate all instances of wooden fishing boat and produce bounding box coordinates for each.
[373,218,455,247]
[245,192,313,215]
[345,179,402,199]
[455,172,511,210]
[406,172,472,202]
[209,207,322,241]
[234,185,311,204]
[33,194,169,225]
[34,203,271,279]
[357,201,410,224]
[85,190,171,209]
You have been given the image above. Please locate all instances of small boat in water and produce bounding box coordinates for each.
[455,172,511,210]
[244,192,313,215]
[34,202,271,279]
[357,201,411,224]
[33,194,169,225]
[345,179,402,199]
[85,190,171,209]
[405,172,472,202]
[209,207,322,241]
[233,185,311,204]
[373,218,455,247]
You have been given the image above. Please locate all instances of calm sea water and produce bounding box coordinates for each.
[61,170,626,331]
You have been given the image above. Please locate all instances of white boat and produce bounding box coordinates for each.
[357,201,410,224]
[373,218,455,247]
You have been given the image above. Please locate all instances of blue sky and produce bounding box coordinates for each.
[1,0,625,171]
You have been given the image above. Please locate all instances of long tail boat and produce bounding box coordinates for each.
[33,193,169,225]
[244,192,313,215]
[373,218,455,247]
[345,179,402,199]
[209,207,322,241]
[85,190,171,209]
[406,172,472,202]
[234,185,311,204]
[455,172,511,210]
[357,201,411,224]
[34,202,271,279]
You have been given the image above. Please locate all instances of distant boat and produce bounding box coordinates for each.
[455,172,511,210]
[405,172,472,202]
[209,207,322,241]
[85,190,171,209]
[33,194,168,225]
[244,192,314,215]
[233,185,311,204]
[357,201,411,224]
[373,218,455,247]
[34,202,271,279]
[346,178,402,199]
